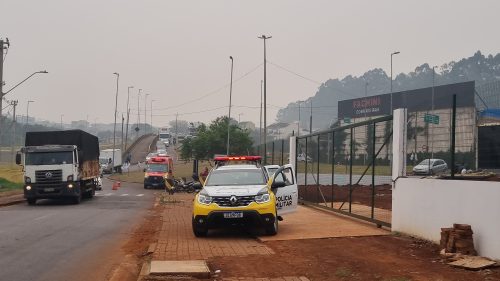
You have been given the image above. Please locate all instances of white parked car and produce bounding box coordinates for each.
[413,159,448,175]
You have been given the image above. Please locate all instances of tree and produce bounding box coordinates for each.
[168,119,189,135]
[180,116,254,160]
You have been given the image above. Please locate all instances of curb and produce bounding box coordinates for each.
[0,198,25,208]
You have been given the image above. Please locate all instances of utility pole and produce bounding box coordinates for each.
[10,100,18,163]
[0,38,10,138]
[112,72,119,174]
[258,35,271,163]
[259,80,263,152]
[60,114,63,129]
[150,99,155,134]
[175,113,178,141]
[310,100,313,134]
[144,93,149,134]
[125,86,133,151]
[136,89,142,139]
[227,56,234,156]
[121,114,124,151]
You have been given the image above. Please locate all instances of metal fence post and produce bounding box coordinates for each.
[349,127,353,213]
[451,94,456,178]
[331,131,335,208]
[371,122,376,219]
[281,139,285,165]
[272,141,275,164]
[305,137,308,200]
[317,135,320,205]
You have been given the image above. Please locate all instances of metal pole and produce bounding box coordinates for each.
[310,100,313,134]
[0,39,7,139]
[259,35,272,164]
[137,89,142,138]
[451,94,457,178]
[259,80,263,156]
[10,100,18,164]
[125,86,133,150]
[371,122,376,219]
[112,72,119,174]
[144,93,149,134]
[349,127,353,213]
[331,131,335,209]
[390,51,400,112]
[60,114,63,129]
[431,66,437,161]
[121,114,124,151]
[26,100,34,127]
[227,56,234,156]
[151,99,154,133]
[298,102,301,137]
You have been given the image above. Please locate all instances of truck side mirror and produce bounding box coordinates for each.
[15,152,22,165]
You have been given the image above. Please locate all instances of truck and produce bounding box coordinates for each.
[99,148,122,174]
[158,127,171,144]
[16,130,100,205]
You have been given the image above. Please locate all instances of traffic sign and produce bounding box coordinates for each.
[424,113,439,124]
[343,117,351,124]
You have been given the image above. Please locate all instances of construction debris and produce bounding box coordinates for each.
[440,224,477,255]
[448,256,497,270]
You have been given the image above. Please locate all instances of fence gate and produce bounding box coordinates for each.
[295,115,393,227]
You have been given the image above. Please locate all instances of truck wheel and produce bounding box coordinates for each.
[192,220,208,237]
[265,213,278,236]
[27,198,37,205]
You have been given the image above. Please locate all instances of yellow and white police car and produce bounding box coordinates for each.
[192,156,297,237]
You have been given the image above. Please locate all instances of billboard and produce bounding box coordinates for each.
[338,81,475,119]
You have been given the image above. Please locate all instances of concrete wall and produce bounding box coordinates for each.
[392,178,500,260]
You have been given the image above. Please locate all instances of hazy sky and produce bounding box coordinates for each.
[1,0,499,127]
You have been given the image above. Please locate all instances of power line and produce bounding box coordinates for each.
[151,63,263,111]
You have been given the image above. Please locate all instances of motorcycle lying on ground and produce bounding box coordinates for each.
[173,174,203,193]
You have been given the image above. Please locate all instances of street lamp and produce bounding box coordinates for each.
[390,51,400,111]
[136,89,142,138]
[227,56,234,156]
[258,34,272,163]
[144,93,149,133]
[125,85,134,151]
[150,99,155,132]
[112,72,119,174]
[26,100,34,129]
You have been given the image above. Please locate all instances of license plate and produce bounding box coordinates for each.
[44,188,55,192]
[223,212,243,219]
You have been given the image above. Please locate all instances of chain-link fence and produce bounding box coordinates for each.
[296,115,393,227]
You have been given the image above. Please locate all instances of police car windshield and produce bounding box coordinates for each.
[205,169,266,186]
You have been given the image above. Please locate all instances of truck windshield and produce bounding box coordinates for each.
[205,169,266,186]
[159,133,170,139]
[25,152,73,165]
[147,164,168,173]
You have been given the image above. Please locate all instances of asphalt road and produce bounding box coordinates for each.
[128,134,158,164]
[0,178,155,281]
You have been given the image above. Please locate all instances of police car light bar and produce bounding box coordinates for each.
[214,156,261,162]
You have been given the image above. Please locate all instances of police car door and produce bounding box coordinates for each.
[273,164,298,215]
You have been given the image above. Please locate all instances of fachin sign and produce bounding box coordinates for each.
[338,81,475,119]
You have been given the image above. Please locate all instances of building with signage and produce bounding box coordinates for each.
[337,81,476,160]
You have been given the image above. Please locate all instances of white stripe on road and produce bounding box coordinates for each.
[136,194,144,197]
[120,194,129,196]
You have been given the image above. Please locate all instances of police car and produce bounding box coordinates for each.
[192,156,298,237]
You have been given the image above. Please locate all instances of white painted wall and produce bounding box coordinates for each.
[392,178,500,260]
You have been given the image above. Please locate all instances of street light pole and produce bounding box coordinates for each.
[144,93,149,134]
[259,80,263,153]
[151,99,155,133]
[112,72,119,174]
[26,100,34,128]
[60,114,64,129]
[258,35,272,164]
[390,51,400,112]
[227,56,234,156]
[298,101,301,137]
[0,38,10,136]
[137,89,142,138]
[310,100,313,134]
[125,85,133,151]
[431,65,438,160]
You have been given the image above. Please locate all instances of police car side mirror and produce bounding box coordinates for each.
[271,181,286,188]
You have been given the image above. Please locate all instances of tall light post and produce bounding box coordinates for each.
[144,93,149,134]
[60,114,64,129]
[136,89,142,138]
[390,51,400,111]
[226,56,234,156]
[150,99,155,133]
[259,80,263,153]
[112,72,119,174]
[26,100,34,126]
[125,85,134,151]
[258,34,271,163]
[310,100,313,134]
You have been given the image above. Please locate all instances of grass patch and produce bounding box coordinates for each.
[0,165,23,193]
[109,171,144,184]
[0,177,23,193]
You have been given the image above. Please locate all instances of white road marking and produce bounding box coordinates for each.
[120,194,129,196]
[104,193,113,196]
[136,194,144,197]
